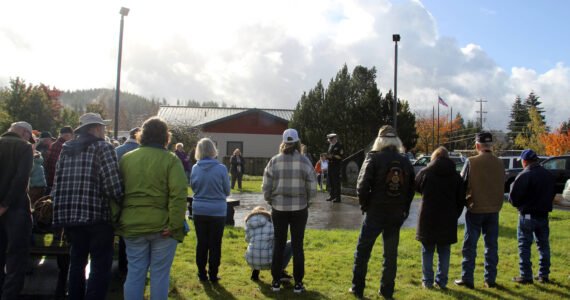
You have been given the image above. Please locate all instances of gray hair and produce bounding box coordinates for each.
[372,136,405,153]
[195,138,217,160]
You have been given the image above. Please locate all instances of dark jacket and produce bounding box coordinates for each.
[0,132,33,210]
[356,146,415,219]
[229,155,245,175]
[415,157,466,244]
[508,163,555,217]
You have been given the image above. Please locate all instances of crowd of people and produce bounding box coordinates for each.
[0,114,558,299]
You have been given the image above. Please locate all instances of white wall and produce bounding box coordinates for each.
[204,133,283,158]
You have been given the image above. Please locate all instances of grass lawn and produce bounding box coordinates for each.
[106,203,570,299]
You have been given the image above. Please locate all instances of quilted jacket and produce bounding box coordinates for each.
[245,210,273,270]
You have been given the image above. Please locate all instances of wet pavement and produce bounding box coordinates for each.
[229,192,467,230]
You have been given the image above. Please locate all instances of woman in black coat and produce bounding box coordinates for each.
[415,146,466,289]
[229,148,245,189]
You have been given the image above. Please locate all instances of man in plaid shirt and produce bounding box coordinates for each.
[262,128,316,294]
[44,126,73,193]
[52,113,123,300]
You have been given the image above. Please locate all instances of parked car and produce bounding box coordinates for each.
[412,153,465,174]
[501,155,549,192]
[563,179,570,201]
[540,155,570,194]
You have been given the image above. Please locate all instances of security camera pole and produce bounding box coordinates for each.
[114,7,130,139]
[392,34,400,130]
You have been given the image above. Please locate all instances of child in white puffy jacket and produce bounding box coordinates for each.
[245,206,292,281]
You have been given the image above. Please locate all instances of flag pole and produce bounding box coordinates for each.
[437,97,440,146]
[432,106,435,151]
[450,106,453,150]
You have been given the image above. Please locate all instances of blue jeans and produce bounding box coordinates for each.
[421,242,450,287]
[518,215,550,279]
[66,223,115,300]
[185,170,191,185]
[123,233,178,300]
[352,212,403,297]
[461,211,499,283]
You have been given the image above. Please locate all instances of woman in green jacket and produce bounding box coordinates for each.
[117,117,188,300]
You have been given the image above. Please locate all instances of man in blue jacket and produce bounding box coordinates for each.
[508,149,556,284]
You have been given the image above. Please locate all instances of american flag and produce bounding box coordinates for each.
[438,96,448,107]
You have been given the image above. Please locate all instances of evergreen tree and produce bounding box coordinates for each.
[514,107,546,154]
[508,95,530,145]
[524,92,545,123]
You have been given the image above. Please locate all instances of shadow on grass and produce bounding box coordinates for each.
[534,280,570,299]
[200,281,238,300]
[499,224,518,239]
[253,280,325,299]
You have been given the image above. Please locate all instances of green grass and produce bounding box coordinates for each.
[106,204,570,299]
[188,175,264,195]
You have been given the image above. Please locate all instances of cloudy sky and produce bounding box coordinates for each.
[1,0,568,131]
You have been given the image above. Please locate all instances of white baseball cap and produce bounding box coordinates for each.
[282,128,299,143]
[11,121,33,134]
[75,113,112,133]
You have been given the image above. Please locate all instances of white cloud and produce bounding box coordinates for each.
[0,0,568,130]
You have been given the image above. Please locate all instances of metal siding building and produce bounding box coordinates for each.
[157,106,293,158]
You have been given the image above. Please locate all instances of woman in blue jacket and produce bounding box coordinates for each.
[190,138,231,282]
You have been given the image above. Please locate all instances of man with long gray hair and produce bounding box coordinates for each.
[350,125,414,299]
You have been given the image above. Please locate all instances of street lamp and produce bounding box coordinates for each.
[392,34,400,130]
[114,7,129,140]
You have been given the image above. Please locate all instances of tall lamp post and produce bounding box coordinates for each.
[392,34,400,130]
[114,7,129,140]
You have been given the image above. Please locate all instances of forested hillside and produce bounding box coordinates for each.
[59,88,160,130]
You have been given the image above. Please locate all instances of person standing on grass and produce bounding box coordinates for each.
[508,149,555,285]
[262,128,317,294]
[244,206,293,282]
[51,113,123,299]
[455,131,505,289]
[0,121,35,300]
[350,125,415,299]
[230,148,245,189]
[326,133,343,202]
[191,138,231,283]
[117,117,188,300]
[415,146,466,290]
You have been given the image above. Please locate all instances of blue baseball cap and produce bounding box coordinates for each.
[519,149,538,161]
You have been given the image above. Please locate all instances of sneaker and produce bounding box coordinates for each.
[534,275,550,284]
[348,287,363,298]
[511,276,533,284]
[422,282,433,289]
[251,270,260,281]
[271,281,281,292]
[454,279,474,289]
[209,276,221,283]
[433,282,447,290]
[197,273,208,282]
[483,281,497,288]
[294,282,305,293]
[279,270,292,282]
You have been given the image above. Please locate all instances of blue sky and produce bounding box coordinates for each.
[421,0,569,74]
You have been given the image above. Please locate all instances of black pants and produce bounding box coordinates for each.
[66,223,115,300]
[231,173,243,189]
[0,208,32,300]
[193,215,226,279]
[328,164,341,201]
[271,208,308,283]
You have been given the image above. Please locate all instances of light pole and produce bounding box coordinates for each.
[114,7,129,140]
[392,34,400,130]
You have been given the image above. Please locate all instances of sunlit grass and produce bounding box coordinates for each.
[106,204,569,299]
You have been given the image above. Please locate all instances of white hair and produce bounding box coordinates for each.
[195,138,218,160]
[372,136,405,153]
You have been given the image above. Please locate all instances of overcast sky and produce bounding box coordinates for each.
[1,0,568,131]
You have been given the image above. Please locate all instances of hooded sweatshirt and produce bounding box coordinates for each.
[190,158,231,217]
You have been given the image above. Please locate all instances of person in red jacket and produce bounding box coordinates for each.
[44,126,73,194]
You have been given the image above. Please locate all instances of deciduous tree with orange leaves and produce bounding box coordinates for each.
[540,124,570,156]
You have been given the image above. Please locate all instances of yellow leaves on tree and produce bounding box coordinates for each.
[540,125,570,156]
[514,107,546,154]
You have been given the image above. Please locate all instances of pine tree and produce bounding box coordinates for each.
[507,96,530,145]
[524,92,545,123]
